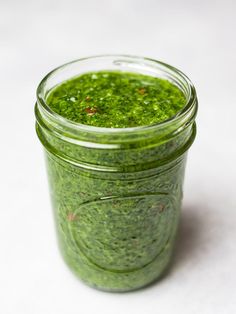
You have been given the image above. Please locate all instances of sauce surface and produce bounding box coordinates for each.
[47,71,186,128]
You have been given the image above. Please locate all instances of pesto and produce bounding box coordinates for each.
[47,71,186,128]
[35,60,197,292]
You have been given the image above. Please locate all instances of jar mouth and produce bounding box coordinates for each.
[36,54,197,136]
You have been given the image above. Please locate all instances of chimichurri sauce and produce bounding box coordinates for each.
[41,70,190,291]
[47,71,186,128]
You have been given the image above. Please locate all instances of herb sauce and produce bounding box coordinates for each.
[47,71,186,128]
[36,69,196,291]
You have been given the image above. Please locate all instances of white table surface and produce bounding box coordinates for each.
[1,0,236,313]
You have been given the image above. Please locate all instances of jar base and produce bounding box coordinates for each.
[59,236,175,292]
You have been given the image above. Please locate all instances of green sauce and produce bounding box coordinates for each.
[47,71,186,128]
[36,70,195,291]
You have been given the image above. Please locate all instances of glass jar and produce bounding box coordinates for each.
[35,55,197,292]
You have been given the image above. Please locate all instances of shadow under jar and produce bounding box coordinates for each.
[35,55,198,292]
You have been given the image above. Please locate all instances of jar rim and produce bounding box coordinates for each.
[36,54,197,136]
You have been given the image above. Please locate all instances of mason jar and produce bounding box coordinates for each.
[35,55,197,292]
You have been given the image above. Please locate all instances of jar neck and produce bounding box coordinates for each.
[35,55,197,149]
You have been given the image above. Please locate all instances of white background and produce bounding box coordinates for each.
[1,0,236,313]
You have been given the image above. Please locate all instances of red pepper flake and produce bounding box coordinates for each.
[159,204,165,213]
[85,107,97,116]
[137,88,146,95]
[85,96,91,101]
[67,213,77,221]
[151,203,165,215]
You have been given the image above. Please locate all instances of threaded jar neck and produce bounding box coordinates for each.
[35,55,197,171]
